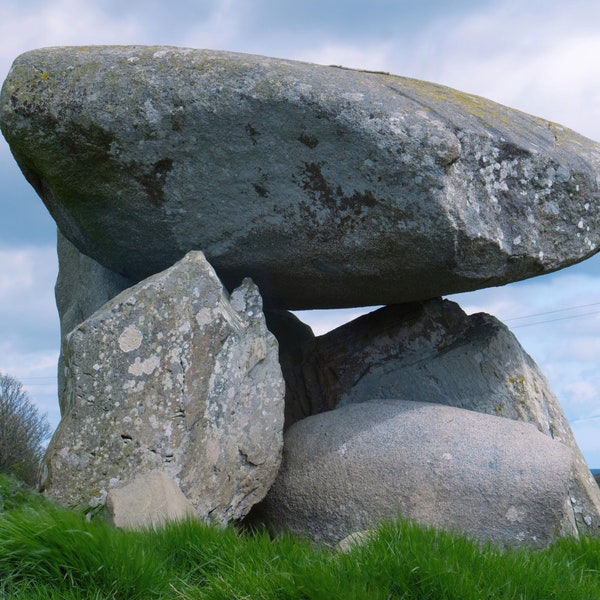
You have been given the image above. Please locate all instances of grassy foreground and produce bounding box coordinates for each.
[1,474,599,599]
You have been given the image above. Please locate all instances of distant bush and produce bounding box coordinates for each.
[0,372,51,486]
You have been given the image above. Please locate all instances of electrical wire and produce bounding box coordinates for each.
[571,414,600,423]
[469,300,600,329]
[510,309,600,329]
[503,301,600,322]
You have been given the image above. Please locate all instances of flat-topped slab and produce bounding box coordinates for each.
[2,46,600,308]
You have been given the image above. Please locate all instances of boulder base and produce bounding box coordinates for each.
[277,299,600,533]
[259,400,574,546]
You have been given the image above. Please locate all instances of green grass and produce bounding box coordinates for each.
[1,473,599,599]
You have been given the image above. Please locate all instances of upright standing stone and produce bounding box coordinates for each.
[278,299,600,535]
[41,251,285,523]
[55,230,133,414]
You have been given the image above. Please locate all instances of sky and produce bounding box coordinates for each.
[1,0,600,466]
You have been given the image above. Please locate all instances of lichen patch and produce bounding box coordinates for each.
[119,326,143,352]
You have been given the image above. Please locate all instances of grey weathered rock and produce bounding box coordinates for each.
[55,230,133,414]
[264,310,315,428]
[280,299,600,534]
[106,470,196,529]
[41,251,285,523]
[335,530,373,553]
[260,400,575,546]
[2,46,600,309]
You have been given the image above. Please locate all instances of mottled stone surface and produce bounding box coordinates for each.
[259,400,574,546]
[279,299,600,535]
[106,470,196,529]
[2,46,600,309]
[55,230,133,414]
[41,251,285,523]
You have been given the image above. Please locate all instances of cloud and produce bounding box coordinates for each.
[0,163,56,247]
[0,0,144,79]
[0,245,59,348]
[0,246,60,430]
[0,249,34,293]
[286,42,395,72]
[412,0,600,140]
[0,340,60,424]
[177,0,257,54]
[571,420,600,465]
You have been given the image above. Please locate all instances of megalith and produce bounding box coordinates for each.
[1,45,598,546]
[2,46,600,309]
[277,299,600,534]
[41,251,285,523]
[55,230,133,414]
[259,400,575,546]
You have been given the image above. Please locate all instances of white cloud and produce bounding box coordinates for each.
[178,0,250,52]
[455,271,600,319]
[563,379,599,410]
[0,249,34,293]
[547,334,600,363]
[0,246,60,432]
[411,0,600,141]
[286,42,395,72]
[0,0,144,80]
[0,340,60,423]
[0,246,58,327]
[571,420,600,468]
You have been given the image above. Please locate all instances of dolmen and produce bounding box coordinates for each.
[1,46,599,545]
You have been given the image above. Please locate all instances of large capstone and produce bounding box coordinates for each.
[2,46,600,309]
[41,251,285,523]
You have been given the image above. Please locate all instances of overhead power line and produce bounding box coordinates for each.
[467,300,600,329]
[510,310,600,329]
[570,414,600,423]
[503,301,600,322]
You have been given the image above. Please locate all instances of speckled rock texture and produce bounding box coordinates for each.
[41,251,285,523]
[259,400,575,546]
[277,299,600,535]
[2,46,600,309]
[55,231,133,414]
